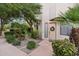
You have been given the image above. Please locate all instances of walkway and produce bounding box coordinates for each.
[0,37,27,56]
[29,40,53,56]
[0,37,53,56]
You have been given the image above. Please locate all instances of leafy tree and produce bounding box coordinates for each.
[0,3,21,35]
[0,3,41,36]
[20,3,41,32]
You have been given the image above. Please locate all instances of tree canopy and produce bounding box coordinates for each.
[0,3,41,23]
[0,3,42,35]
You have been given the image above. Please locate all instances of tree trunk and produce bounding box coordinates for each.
[70,28,79,46]
[0,19,3,36]
[69,28,79,55]
[30,25,33,32]
[36,23,38,30]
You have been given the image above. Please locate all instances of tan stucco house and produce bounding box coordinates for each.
[40,3,75,40]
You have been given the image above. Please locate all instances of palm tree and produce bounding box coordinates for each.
[60,4,79,27]
[59,4,79,48]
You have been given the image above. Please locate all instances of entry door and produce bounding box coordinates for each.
[49,23,56,40]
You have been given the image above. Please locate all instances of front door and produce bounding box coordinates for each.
[49,22,56,40]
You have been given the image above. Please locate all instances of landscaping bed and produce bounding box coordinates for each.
[4,33,42,54]
[15,38,42,54]
[4,22,43,54]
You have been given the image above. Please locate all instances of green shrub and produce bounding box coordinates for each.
[20,23,30,34]
[4,31,15,43]
[11,22,29,35]
[27,41,36,50]
[4,31,13,36]
[31,30,39,39]
[5,32,21,46]
[10,22,29,40]
[52,39,77,56]
[11,22,21,28]
[5,35,16,43]
[3,24,10,31]
[12,40,21,46]
[9,28,25,40]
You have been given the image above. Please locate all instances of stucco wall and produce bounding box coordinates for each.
[41,3,74,21]
[56,3,74,17]
[41,3,50,39]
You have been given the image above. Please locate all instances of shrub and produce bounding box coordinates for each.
[11,22,29,35]
[4,32,21,46]
[11,22,21,28]
[4,32,15,43]
[10,22,30,40]
[5,34,16,43]
[27,41,36,50]
[20,23,30,34]
[52,39,77,56]
[31,30,39,39]
[4,31,13,36]
[3,24,10,31]
[12,40,21,46]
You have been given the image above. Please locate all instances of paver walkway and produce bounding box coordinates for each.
[29,39,53,56]
[0,37,27,56]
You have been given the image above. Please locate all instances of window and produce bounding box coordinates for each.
[60,24,72,36]
[44,23,48,38]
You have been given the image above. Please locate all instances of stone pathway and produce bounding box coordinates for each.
[0,37,27,56]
